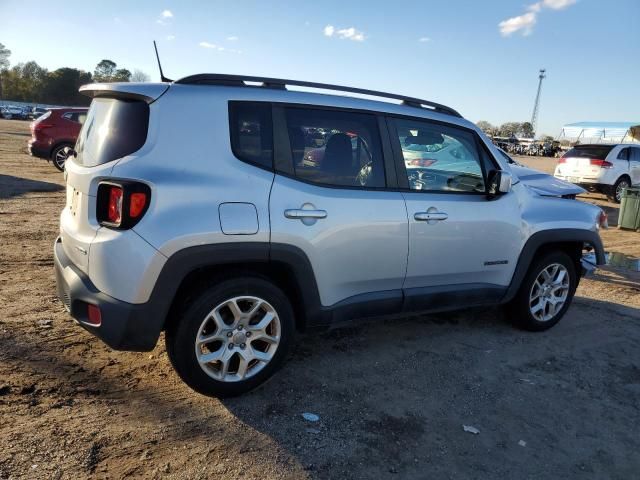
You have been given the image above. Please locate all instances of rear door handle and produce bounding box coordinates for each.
[414,211,448,222]
[284,209,327,219]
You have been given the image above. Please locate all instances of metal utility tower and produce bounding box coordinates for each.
[530,69,546,137]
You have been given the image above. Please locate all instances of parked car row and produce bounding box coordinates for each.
[1,105,51,120]
[495,140,562,157]
[1,105,30,120]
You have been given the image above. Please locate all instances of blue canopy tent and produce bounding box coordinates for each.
[558,121,640,143]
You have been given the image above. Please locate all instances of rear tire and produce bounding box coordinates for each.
[165,276,295,397]
[508,251,577,332]
[607,176,631,203]
[51,144,73,172]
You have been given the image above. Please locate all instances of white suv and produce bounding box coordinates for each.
[554,144,640,203]
[54,76,606,397]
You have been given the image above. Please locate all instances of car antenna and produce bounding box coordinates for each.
[153,40,172,83]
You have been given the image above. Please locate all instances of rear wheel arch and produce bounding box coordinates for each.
[608,175,632,203]
[159,243,321,335]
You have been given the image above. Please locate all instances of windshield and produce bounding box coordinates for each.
[74,98,149,167]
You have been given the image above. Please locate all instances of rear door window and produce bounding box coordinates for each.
[74,98,149,167]
[284,107,385,188]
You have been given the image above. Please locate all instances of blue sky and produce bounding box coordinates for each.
[2,0,638,136]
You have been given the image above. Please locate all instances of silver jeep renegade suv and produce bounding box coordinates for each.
[54,75,606,397]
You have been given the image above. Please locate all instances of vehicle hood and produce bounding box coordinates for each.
[510,165,586,197]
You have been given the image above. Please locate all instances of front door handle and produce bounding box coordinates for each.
[284,209,327,220]
[414,211,448,222]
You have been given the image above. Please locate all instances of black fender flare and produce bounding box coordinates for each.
[502,228,605,302]
[146,242,323,336]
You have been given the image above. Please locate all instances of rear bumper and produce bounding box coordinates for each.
[28,141,51,160]
[54,236,163,351]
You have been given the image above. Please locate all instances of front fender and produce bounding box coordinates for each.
[503,228,605,303]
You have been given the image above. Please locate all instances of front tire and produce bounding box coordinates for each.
[508,251,577,332]
[51,144,73,171]
[165,276,295,397]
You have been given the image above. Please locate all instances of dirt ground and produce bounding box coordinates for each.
[1,117,639,479]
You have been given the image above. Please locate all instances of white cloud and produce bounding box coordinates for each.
[226,36,239,41]
[499,11,537,36]
[167,35,175,40]
[499,0,577,36]
[337,27,365,41]
[418,37,431,42]
[542,0,577,9]
[156,9,173,25]
[324,24,365,41]
[199,42,242,54]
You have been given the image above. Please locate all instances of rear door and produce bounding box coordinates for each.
[269,106,408,312]
[387,116,522,308]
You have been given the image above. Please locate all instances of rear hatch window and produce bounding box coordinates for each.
[74,98,149,167]
[563,145,614,159]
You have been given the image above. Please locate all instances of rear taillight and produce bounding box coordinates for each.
[33,123,54,134]
[97,181,150,229]
[107,186,123,223]
[589,159,613,168]
[597,210,608,229]
[129,192,148,218]
[557,157,567,164]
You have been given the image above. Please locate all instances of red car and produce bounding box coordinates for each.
[28,107,88,171]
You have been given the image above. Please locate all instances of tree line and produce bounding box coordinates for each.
[0,42,150,106]
[476,120,537,139]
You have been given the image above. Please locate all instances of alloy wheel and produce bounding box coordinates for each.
[194,296,281,382]
[54,148,69,170]
[616,180,629,203]
[529,263,570,322]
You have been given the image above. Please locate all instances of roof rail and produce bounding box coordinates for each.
[174,74,462,118]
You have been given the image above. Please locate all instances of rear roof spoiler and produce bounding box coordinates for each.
[79,83,170,104]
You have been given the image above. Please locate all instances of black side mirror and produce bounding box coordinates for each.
[487,170,512,198]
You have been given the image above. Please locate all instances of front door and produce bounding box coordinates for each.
[387,116,522,308]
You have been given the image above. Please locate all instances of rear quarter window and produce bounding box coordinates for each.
[228,102,273,169]
[74,98,149,167]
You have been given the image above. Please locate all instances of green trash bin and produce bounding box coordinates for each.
[618,187,640,231]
